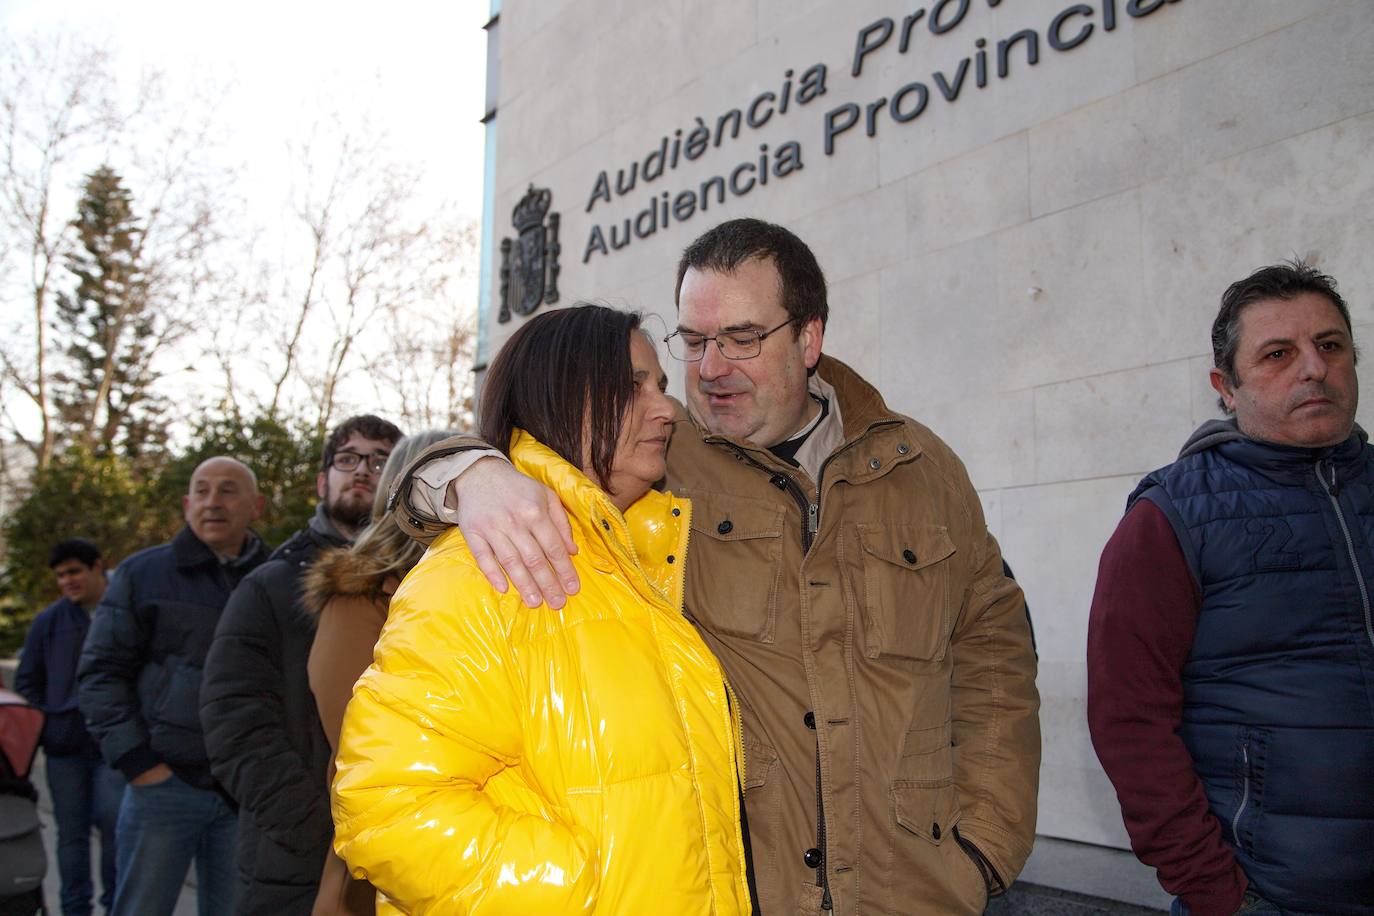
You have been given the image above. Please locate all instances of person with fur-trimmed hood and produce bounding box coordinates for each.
[199,415,402,916]
[299,429,455,916]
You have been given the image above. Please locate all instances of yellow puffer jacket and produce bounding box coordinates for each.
[332,431,752,915]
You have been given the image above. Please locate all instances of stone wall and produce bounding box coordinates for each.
[482,0,1374,850]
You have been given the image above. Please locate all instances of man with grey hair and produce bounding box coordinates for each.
[79,456,269,916]
[1088,261,1374,915]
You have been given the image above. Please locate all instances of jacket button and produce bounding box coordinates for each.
[671,507,680,516]
[931,823,941,840]
[804,847,822,868]
[902,549,917,565]
[717,520,733,535]
[869,457,881,470]
[601,519,610,530]
[770,475,788,490]
[803,711,816,729]
[897,443,910,455]
[666,555,675,564]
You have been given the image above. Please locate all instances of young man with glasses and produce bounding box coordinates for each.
[200,414,401,915]
[390,218,1039,915]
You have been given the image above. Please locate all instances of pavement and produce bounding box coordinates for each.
[991,883,1166,915]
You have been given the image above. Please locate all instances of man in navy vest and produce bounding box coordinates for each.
[1087,261,1373,915]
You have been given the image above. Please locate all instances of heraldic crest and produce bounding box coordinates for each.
[498,185,561,323]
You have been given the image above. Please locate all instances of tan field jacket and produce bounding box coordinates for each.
[392,355,1041,915]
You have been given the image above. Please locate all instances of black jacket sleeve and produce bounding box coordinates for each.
[78,567,161,779]
[200,569,331,855]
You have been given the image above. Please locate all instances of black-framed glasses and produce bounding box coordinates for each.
[331,451,390,474]
[663,318,797,362]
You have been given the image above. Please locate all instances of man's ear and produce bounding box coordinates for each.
[317,471,328,501]
[1209,368,1237,412]
[801,318,824,370]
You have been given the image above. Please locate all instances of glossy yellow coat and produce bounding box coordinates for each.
[332,431,751,914]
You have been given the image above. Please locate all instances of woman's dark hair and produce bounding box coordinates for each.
[480,304,643,487]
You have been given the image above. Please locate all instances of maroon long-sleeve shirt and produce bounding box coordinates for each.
[1086,500,1248,916]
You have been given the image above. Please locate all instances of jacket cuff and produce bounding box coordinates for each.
[1181,875,1248,916]
[955,817,1031,893]
[113,746,160,782]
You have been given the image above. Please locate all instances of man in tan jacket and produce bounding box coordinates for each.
[392,218,1040,914]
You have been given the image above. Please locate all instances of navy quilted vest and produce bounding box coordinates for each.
[1129,429,1374,914]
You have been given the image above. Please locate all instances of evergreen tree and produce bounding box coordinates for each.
[52,164,168,465]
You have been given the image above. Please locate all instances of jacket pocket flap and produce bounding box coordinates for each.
[892,779,960,846]
[691,499,783,542]
[859,525,955,571]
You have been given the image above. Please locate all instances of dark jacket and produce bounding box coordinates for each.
[1128,420,1374,914]
[15,597,100,757]
[77,526,270,790]
[201,507,348,916]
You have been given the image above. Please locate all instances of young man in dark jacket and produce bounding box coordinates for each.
[78,457,269,916]
[15,539,124,916]
[200,415,401,916]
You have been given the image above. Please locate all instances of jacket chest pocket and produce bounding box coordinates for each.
[685,496,784,641]
[857,524,956,661]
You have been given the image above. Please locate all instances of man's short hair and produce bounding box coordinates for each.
[675,218,829,332]
[321,415,404,471]
[48,538,101,569]
[1213,259,1355,390]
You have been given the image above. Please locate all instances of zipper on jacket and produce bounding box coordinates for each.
[1231,741,1251,847]
[1315,460,1374,649]
[814,743,833,910]
[731,448,819,552]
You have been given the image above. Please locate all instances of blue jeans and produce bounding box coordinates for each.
[109,774,236,916]
[1172,893,1283,915]
[44,752,125,916]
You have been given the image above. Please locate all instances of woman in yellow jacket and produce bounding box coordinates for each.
[331,305,754,914]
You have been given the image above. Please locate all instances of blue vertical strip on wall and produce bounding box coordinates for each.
[475,0,502,370]
[476,120,497,369]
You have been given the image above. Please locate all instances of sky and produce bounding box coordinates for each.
[2,0,490,222]
[0,0,491,440]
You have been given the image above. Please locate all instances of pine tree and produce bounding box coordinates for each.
[52,165,168,464]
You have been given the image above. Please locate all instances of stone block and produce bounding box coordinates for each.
[993,190,1159,389]
[795,183,908,286]
[1028,75,1181,218]
[1033,360,1194,485]
[1134,0,1353,83]
[1141,113,1374,345]
[876,236,1009,409]
[1175,4,1374,167]
[912,388,1036,492]
[907,131,1030,256]
[823,269,882,384]
[999,473,1145,845]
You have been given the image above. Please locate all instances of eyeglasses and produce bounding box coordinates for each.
[331,451,390,474]
[663,318,797,362]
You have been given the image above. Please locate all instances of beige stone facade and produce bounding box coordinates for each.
[475,0,1374,898]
